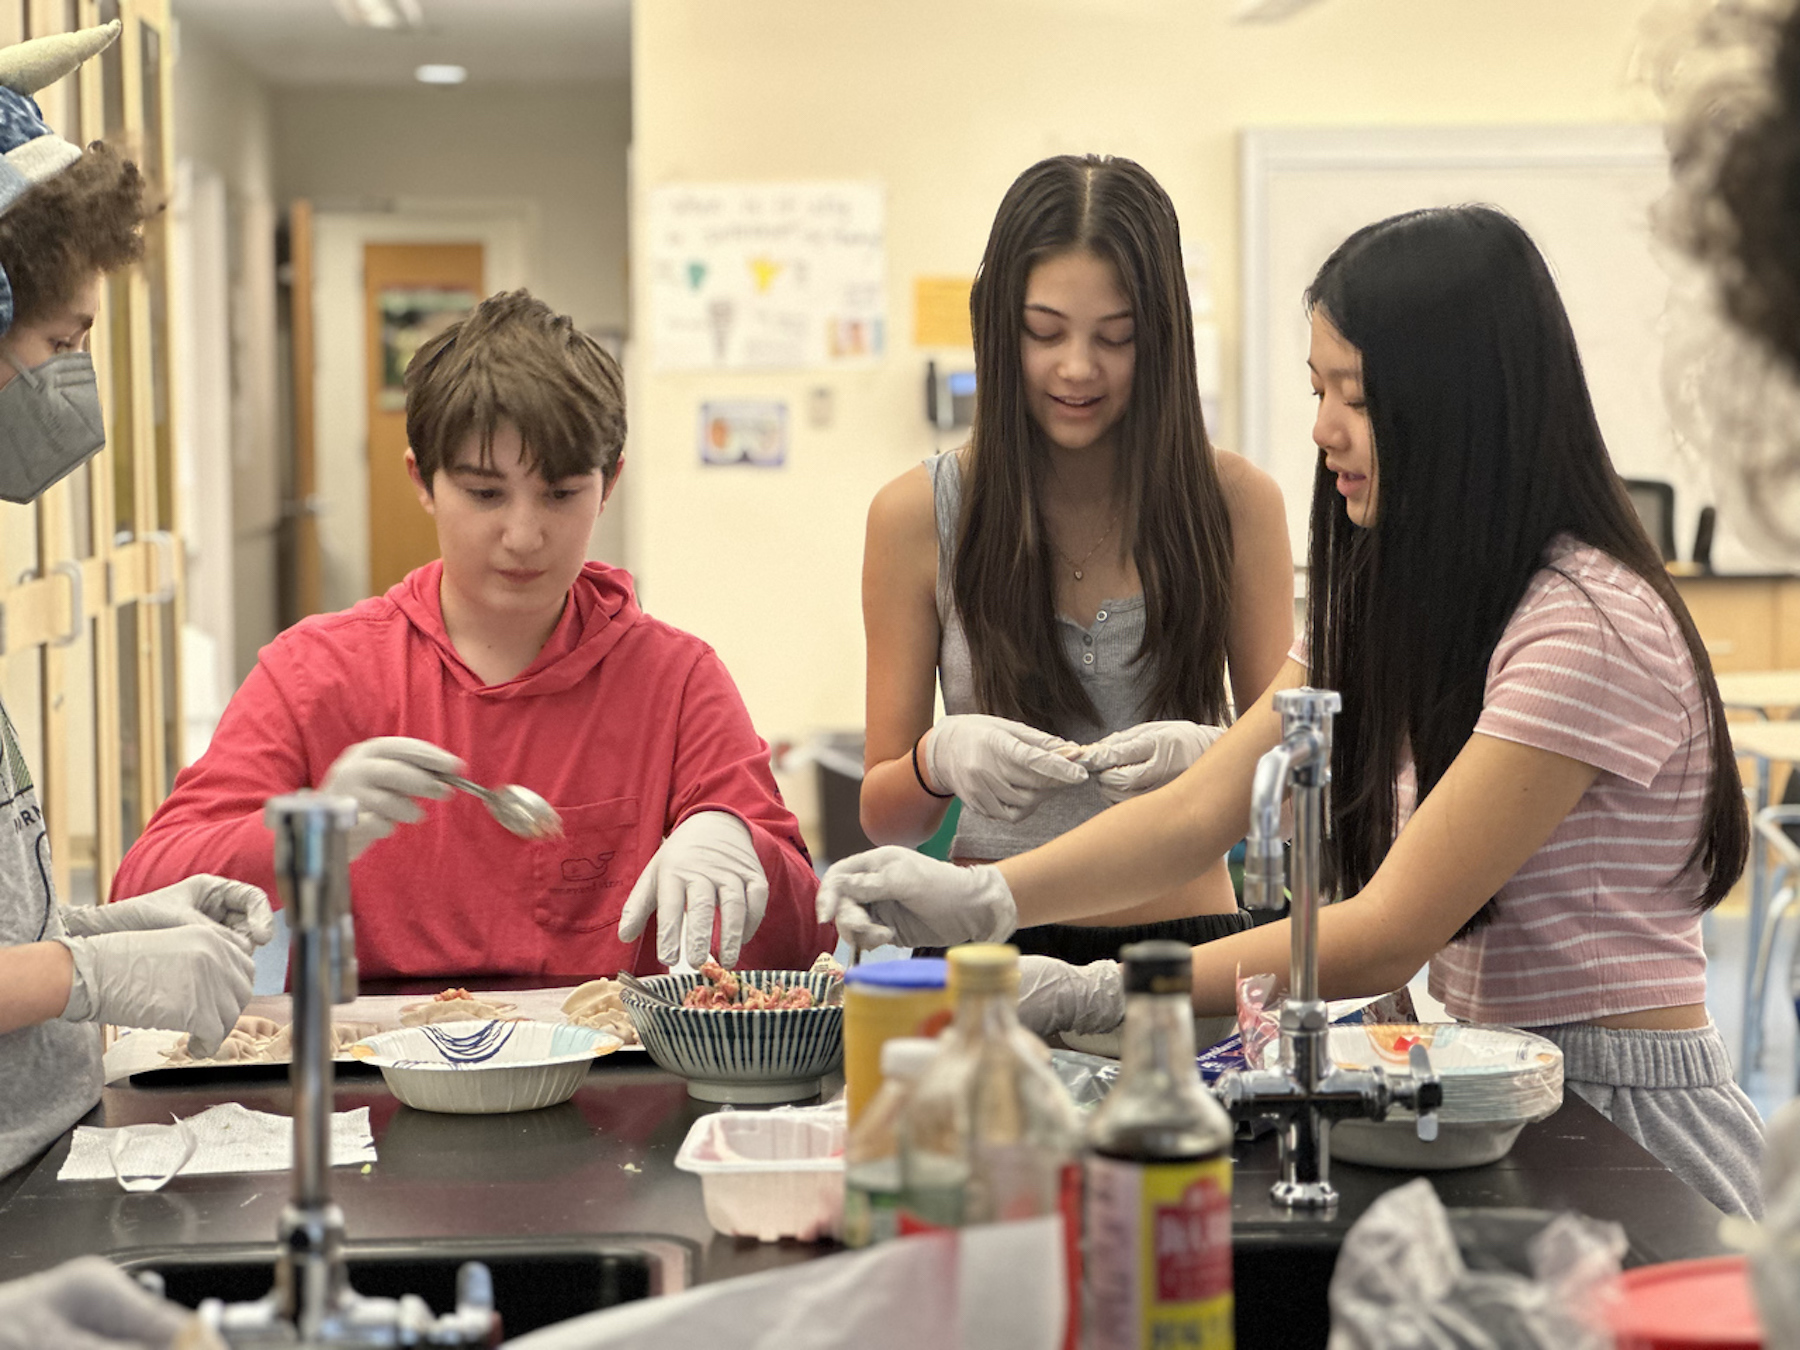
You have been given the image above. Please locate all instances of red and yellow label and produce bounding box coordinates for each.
[1085,1155,1233,1350]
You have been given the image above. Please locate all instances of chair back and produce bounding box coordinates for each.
[1624,479,1678,562]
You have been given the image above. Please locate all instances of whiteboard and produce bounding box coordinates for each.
[1239,126,1755,573]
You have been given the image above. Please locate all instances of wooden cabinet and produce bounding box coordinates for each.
[1672,575,1800,673]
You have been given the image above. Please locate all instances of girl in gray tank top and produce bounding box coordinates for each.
[856,154,1295,967]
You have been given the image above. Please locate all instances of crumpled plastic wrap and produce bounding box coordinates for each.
[1327,1178,1624,1350]
[1750,1098,1800,1349]
[1046,1049,1119,1110]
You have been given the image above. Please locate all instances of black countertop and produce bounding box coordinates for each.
[0,1055,1727,1287]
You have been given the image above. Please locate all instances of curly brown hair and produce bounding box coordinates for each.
[0,140,150,327]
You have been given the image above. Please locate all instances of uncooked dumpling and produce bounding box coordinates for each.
[561,978,638,1044]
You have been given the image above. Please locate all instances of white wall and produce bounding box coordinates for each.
[630,0,1670,753]
[173,24,283,682]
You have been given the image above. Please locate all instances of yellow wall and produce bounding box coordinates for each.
[633,0,1666,750]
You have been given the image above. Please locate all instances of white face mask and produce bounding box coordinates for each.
[0,350,104,504]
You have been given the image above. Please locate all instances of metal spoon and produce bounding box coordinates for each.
[436,774,563,840]
[616,971,681,1006]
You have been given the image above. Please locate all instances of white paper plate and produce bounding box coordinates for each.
[1328,1023,1563,1170]
[352,1020,622,1114]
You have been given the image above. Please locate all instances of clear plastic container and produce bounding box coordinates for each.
[673,1105,846,1243]
[843,1037,941,1248]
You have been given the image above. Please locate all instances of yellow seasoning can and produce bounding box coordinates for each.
[842,958,953,1126]
[1085,1155,1233,1349]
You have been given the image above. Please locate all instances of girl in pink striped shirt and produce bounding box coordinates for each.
[820,205,1764,1215]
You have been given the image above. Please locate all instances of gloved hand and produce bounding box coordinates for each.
[618,811,769,968]
[923,714,1088,822]
[1017,955,1126,1039]
[816,847,1017,950]
[57,924,255,1059]
[1078,721,1227,803]
[60,876,274,947]
[0,1255,193,1350]
[320,736,460,860]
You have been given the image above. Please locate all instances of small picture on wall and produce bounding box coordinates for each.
[377,287,479,410]
[698,399,789,467]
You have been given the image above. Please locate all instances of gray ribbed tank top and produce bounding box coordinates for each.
[929,451,1156,860]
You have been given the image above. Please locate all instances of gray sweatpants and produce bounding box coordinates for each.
[1530,1021,1764,1219]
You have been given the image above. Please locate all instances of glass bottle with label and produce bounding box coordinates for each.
[1085,940,1235,1350]
[843,1036,941,1248]
[898,944,1085,1349]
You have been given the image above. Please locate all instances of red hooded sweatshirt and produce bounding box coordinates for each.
[113,561,829,979]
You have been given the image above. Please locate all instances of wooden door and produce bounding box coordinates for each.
[287,199,321,620]
[363,243,483,596]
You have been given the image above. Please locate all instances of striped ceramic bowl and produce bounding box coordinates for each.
[352,1020,622,1114]
[620,971,844,1104]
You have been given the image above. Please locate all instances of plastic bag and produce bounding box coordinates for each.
[1327,1178,1623,1349]
[1751,1098,1800,1349]
[1236,970,1281,1070]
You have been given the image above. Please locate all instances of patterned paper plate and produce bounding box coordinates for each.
[351,1020,622,1114]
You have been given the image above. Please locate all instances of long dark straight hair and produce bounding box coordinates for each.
[1303,206,1746,928]
[956,154,1234,730]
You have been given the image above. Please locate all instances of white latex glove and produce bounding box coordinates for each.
[816,846,1017,950]
[924,714,1088,822]
[1078,720,1228,804]
[0,1256,192,1350]
[618,811,769,968]
[60,876,274,947]
[56,924,255,1059]
[319,736,460,860]
[1017,954,1126,1039]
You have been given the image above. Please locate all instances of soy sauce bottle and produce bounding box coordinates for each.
[1084,941,1235,1350]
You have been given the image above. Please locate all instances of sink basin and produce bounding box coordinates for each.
[110,1234,694,1338]
[1233,1208,1650,1350]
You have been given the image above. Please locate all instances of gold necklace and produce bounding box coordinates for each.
[1054,509,1118,582]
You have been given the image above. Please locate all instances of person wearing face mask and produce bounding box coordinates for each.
[0,22,271,1195]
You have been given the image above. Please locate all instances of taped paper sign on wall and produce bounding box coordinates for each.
[650,182,886,371]
[699,400,789,468]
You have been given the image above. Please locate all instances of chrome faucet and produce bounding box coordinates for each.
[1219,688,1443,1210]
[193,793,499,1346]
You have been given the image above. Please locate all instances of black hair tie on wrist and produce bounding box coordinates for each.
[912,736,956,800]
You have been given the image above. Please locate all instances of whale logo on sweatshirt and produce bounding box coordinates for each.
[559,851,616,884]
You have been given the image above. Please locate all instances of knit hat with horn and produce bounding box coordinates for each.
[0,19,122,334]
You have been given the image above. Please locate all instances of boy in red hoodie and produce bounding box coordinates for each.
[113,290,830,980]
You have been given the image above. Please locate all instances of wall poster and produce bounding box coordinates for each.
[376,286,478,411]
[649,182,886,372]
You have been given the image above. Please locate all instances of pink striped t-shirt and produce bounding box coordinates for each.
[1300,540,1714,1026]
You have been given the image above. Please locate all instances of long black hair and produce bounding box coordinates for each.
[1303,206,1746,930]
[958,154,1233,730]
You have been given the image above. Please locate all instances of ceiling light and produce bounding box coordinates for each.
[334,0,424,31]
[414,64,467,85]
